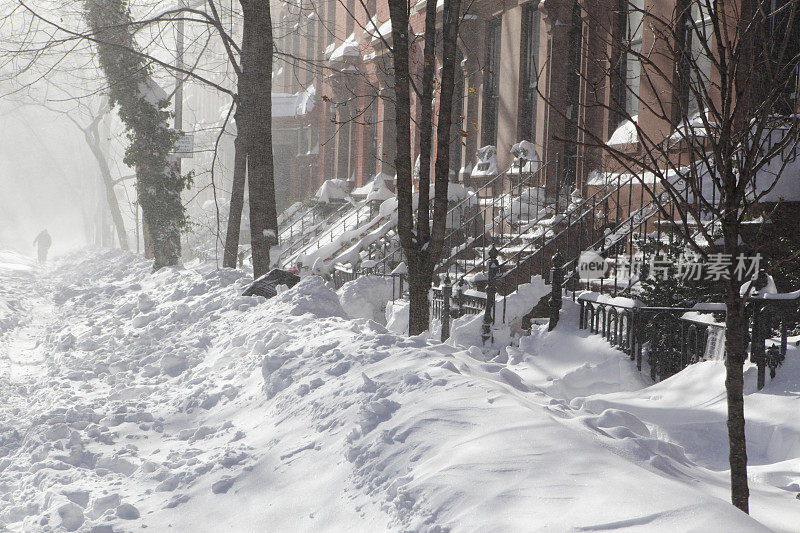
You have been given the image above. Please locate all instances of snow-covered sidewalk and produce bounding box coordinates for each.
[0,249,798,532]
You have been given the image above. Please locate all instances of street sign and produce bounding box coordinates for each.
[174,134,194,158]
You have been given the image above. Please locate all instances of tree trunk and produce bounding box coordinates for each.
[388,2,417,334]
[142,213,154,259]
[427,0,463,267]
[723,219,750,513]
[85,0,185,270]
[388,1,414,255]
[223,125,248,268]
[408,266,431,336]
[415,0,438,246]
[388,0,462,335]
[85,124,129,251]
[240,0,277,279]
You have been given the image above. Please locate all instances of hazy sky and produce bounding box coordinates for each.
[0,103,96,255]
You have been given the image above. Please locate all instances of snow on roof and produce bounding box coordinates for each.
[315,179,350,203]
[330,34,361,62]
[608,115,639,146]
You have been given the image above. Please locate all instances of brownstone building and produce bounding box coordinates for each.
[270,0,796,209]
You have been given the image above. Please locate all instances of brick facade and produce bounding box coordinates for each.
[269,0,793,210]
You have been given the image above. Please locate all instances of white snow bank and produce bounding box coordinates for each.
[449,277,549,348]
[337,275,394,324]
[0,250,36,276]
[0,250,796,531]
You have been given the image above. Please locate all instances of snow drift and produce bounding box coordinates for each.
[0,249,797,531]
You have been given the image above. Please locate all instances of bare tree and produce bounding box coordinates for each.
[389,0,464,335]
[2,0,281,275]
[540,0,800,512]
[62,99,130,251]
[216,0,279,277]
[238,0,277,278]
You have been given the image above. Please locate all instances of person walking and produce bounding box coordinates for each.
[33,229,52,264]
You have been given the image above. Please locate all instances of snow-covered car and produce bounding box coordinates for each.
[242,269,300,299]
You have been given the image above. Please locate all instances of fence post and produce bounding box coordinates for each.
[482,246,499,344]
[751,303,767,390]
[454,277,465,319]
[635,312,643,372]
[549,251,564,331]
[441,274,452,342]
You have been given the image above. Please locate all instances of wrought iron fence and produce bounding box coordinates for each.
[578,291,799,387]
[330,265,406,302]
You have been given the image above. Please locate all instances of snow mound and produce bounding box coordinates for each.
[337,275,395,324]
[270,275,346,318]
[0,249,796,531]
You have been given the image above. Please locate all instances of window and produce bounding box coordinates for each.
[519,3,541,142]
[292,31,301,92]
[324,103,335,177]
[623,0,643,119]
[680,1,713,117]
[307,14,317,85]
[564,1,583,185]
[346,0,355,37]
[482,17,502,147]
[336,108,352,180]
[766,0,800,114]
[612,0,643,124]
[366,95,379,180]
[450,50,465,179]
[326,0,336,49]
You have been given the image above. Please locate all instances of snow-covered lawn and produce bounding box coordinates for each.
[0,249,798,532]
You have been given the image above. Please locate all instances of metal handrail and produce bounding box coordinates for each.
[458,174,627,280]
[366,164,522,273]
[438,160,555,260]
[279,198,370,266]
[278,199,354,260]
[369,158,558,276]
